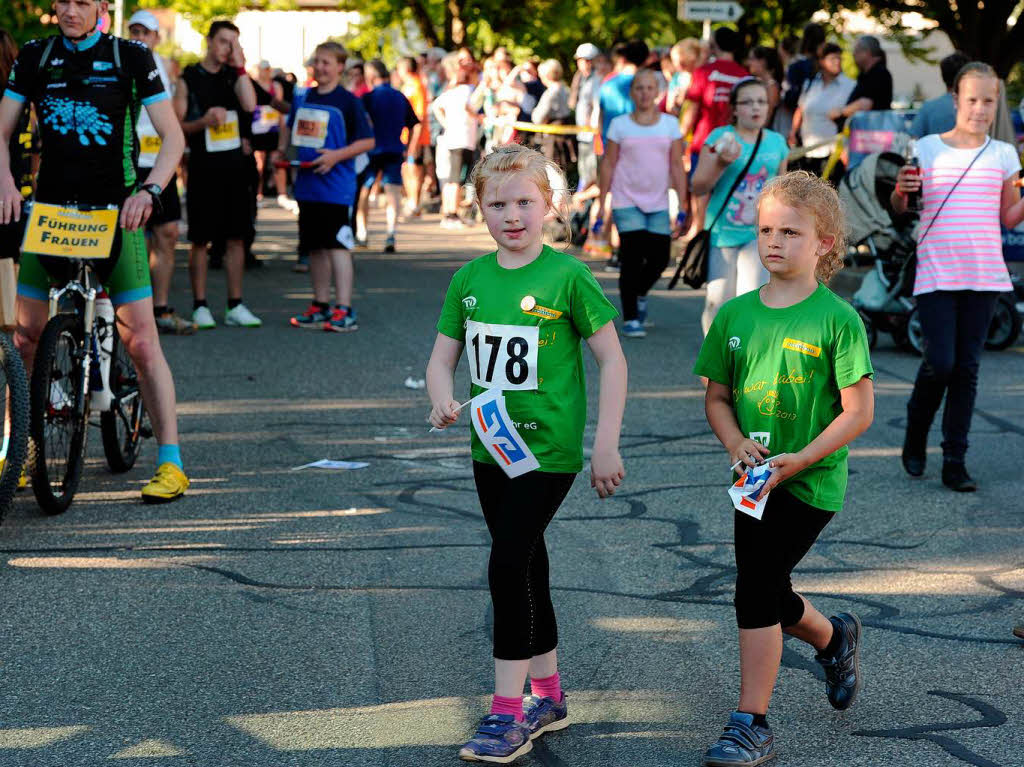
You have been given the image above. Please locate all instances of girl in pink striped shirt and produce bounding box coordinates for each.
[891,62,1024,491]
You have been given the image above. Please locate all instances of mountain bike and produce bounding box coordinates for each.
[0,327,29,522]
[25,203,151,514]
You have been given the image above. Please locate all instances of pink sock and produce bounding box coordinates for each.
[530,672,562,701]
[490,694,524,722]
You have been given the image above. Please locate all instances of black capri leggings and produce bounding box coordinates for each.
[473,461,576,661]
[618,229,671,321]
[733,488,834,630]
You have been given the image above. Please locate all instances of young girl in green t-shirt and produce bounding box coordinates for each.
[425,144,628,763]
[693,171,875,767]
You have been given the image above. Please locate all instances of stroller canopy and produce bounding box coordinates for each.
[838,150,906,251]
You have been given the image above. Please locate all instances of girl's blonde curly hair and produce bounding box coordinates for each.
[756,171,846,283]
[469,143,571,243]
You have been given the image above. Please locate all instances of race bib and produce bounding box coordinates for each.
[464,320,539,391]
[291,107,329,149]
[205,110,241,152]
[137,123,162,168]
[22,203,118,259]
[253,106,281,135]
[470,388,540,478]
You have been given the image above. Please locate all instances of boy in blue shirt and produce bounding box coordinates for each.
[277,41,374,332]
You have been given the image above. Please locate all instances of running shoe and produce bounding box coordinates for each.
[192,306,216,330]
[323,307,358,333]
[290,304,332,329]
[385,233,396,253]
[1014,624,1024,640]
[224,303,262,328]
[621,319,646,338]
[942,461,977,492]
[141,462,189,504]
[815,612,862,710]
[523,693,569,739]
[701,712,775,767]
[155,309,197,335]
[457,714,533,763]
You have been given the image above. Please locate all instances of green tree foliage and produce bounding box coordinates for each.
[850,0,1024,78]
[139,0,293,36]
[3,1,55,45]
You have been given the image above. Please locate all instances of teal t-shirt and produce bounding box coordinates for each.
[704,126,789,248]
[693,284,874,511]
[436,246,619,473]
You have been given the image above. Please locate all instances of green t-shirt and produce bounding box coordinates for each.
[693,284,874,511]
[436,246,619,473]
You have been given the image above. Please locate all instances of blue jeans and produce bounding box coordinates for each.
[906,290,999,463]
[612,206,671,235]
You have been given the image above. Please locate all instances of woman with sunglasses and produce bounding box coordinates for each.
[693,77,789,334]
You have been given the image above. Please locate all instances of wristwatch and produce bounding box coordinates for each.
[139,183,164,216]
[140,183,162,203]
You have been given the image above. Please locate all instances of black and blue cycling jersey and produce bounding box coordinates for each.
[5,30,169,207]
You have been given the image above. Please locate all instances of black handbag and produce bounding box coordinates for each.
[669,129,764,290]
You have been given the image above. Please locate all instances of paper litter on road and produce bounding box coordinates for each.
[291,459,370,471]
[404,376,426,389]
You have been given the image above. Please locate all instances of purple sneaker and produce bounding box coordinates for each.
[524,693,569,739]
[458,714,532,763]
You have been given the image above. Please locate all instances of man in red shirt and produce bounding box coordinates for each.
[679,27,748,237]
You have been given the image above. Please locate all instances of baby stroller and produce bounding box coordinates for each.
[840,151,1023,353]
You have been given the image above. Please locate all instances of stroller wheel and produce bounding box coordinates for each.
[985,293,1022,350]
[858,310,877,350]
[905,308,924,356]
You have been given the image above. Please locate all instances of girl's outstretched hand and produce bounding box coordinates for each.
[753,452,808,500]
[428,399,461,430]
[591,447,624,499]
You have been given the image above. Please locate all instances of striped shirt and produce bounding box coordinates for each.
[914,135,1019,295]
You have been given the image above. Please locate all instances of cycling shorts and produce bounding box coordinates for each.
[17,226,152,306]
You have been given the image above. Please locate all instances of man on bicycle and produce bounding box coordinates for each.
[0,0,190,503]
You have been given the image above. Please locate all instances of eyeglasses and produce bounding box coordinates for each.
[735,99,769,107]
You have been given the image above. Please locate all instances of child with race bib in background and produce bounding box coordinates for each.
[426,144,627,764]
[693,172,874,767]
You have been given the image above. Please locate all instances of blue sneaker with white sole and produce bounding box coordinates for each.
[701,712,775,767]
[457,714,533,763]
[523,693,569,739]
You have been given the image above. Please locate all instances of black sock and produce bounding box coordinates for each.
[193,299,208,310]
[314,301,330,312]
[822,620,842,657]
[739,711,769,728]
[153,305,168,317]
[227,298,242,310]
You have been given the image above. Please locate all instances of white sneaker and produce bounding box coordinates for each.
[192,305,216,329]
[224,303,262,328]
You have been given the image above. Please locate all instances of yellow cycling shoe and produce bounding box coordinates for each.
[141,462,189,504]
[1,458,29,490]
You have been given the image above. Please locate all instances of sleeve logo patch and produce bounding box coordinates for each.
[782,337,821,357]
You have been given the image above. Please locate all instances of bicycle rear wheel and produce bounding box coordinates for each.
[29,314,88,515]
[0,332,30,522]
[101,324,147,472]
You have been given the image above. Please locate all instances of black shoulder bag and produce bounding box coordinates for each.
[669,129,763,290]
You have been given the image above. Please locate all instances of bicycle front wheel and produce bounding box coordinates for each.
[101,325,147,472]
[0,332,30,522]
[29,314,88,515]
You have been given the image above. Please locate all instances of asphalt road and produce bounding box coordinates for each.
[0,203,1021,767]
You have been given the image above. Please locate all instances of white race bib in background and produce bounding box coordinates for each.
[291,107,329,149]
[205,110,241,152]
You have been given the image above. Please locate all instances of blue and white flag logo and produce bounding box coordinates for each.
[471,388,539,478]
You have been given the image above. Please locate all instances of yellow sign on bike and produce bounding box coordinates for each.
[21,203,118,259]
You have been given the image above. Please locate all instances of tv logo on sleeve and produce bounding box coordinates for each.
[471,388,540,478]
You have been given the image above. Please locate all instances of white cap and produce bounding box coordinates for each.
[127,10,159,32]
[574,43,600,61]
